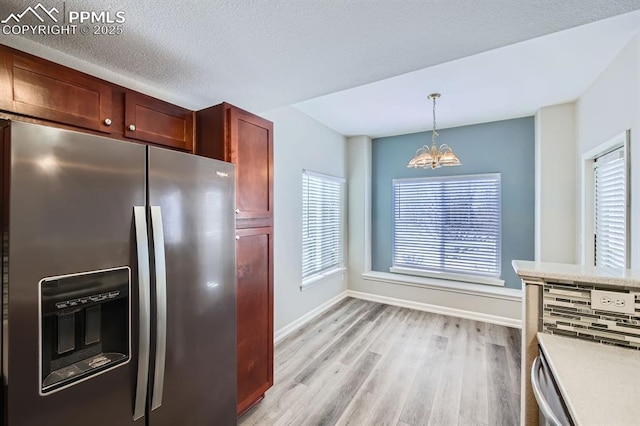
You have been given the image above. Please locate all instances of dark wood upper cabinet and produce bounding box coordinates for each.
[230,107,273,222]
[197,103,273,226]
[124,92,193,151]
[0,45,195,152]
[0,48,113,133]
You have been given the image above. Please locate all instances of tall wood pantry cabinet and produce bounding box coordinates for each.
[196,103,274,416]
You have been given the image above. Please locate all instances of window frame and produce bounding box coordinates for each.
[301,169,346,289]
[580,130,630,268]
[593,144,629,268]
[390,173,504,287]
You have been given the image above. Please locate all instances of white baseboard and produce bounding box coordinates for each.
[274,291,349,343]
[346,290,522,329]
[274,287,521,344]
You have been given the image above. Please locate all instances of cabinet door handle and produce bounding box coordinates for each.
[235,209,240,214]
[235,235,240,240]
[104,118,112,126]
[129,124,136,131]
[531,356,563,426]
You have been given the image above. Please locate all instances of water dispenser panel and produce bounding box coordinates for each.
[39,267,130,394]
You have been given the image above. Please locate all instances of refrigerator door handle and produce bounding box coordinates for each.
[150,206,167,411]
[133,206,151,421]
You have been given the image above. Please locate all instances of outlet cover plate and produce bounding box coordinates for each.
[591,289,636,314]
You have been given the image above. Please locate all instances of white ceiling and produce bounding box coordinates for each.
[295,10,640,137]
[0,0,639,136]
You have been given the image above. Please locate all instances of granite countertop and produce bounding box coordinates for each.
[512,260,640,289]
[537,333,640,426]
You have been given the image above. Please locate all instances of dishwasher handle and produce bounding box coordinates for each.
[531,356,564,426]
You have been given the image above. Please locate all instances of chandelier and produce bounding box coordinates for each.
[407,93,461,169]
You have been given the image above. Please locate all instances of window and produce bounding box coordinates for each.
[392,173,501,281]
[302,170,345,286]
[594,146,628,268]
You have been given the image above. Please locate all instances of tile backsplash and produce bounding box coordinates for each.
[542,281,640,350]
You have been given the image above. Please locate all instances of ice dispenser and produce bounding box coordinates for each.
[39,267,130,394]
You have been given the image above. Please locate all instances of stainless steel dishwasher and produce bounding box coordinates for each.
[531,349,574,426]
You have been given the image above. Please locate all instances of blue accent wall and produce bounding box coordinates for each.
[372,117,535,289]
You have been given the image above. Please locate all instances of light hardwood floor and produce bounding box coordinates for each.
[240,298,521,426]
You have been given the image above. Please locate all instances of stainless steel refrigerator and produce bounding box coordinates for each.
[0,121,237,425]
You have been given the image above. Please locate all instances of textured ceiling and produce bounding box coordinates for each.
[1,0,639,116]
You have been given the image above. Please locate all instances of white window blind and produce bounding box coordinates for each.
[594,146,628,268]
[392,173,501,278]
[302,170,344,283]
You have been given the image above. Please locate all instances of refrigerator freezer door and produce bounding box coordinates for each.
[148,147,237,426]
[5,122,146,426]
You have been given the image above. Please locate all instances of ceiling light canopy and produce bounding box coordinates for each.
[407,93,461,169]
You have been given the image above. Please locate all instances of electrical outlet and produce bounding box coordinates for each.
[590,290,636,314]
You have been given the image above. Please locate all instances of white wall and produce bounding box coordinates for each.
[576,33,640,268]
[535,103,576,263]
[347,136,372,290]
[260,107,348,332]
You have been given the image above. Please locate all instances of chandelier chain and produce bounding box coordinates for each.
[431,94,438,146]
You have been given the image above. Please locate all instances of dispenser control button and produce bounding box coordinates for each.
[55,302,69,309]
[108,291,120,299]
[85,306,101,345]
[57,313,76,354]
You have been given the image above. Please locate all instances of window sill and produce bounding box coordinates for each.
[362,271,521,301]
[301,267,346,291]
[389,266,505,287]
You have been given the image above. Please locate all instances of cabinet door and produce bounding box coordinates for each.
[228,107,273,223]
[0,50,113,133]
[124,92,193,151]
[236,226,274,415]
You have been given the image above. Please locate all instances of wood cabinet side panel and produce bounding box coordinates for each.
[195,103,228,161]
[0,49,13,112]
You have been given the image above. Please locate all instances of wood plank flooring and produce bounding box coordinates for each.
[239,298,521,426]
